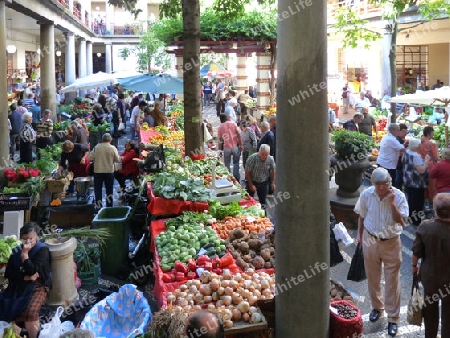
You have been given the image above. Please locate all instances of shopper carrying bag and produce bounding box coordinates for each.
[407,275,424,326]
[347,242,366,282]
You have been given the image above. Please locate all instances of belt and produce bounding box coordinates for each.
[366,230,397,242]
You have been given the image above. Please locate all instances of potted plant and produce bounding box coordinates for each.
[330,129,375,198]
[74,239,101,284]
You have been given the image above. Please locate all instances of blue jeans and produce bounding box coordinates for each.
[94,172,114,208]
[223,146,240,182]
[129,126,136,141]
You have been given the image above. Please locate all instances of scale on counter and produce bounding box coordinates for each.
[61,177,92,205]
[209,161,242,204]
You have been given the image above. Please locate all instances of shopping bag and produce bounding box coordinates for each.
[329,211,343,267]
[407,275,424,326]
[118,122,125,131]
[347,243,367,282]
[114,162,122,171]
[333,222,354,247]
[40,306,75,338]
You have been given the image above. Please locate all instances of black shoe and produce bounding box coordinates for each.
[369,309,381,322]
[388,322,397,337]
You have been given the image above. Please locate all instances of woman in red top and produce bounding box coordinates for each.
[114,140,139,191]
[429,148,450,196]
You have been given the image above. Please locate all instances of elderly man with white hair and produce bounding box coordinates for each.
[19,112,36,163]
[245,144,276,208]
[377,123,405,183]
[355,167,408,337]
[257,121,275,157]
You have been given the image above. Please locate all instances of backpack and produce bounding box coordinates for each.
[342,91,348,99]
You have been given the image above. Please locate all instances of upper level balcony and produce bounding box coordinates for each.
[327,0,382,24]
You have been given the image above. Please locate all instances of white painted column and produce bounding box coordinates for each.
[175,54,183,78]
[78,38,87,78]
[68,0,73,12]
[86,41,93,75]
[256,52,271,119]
[236,53,248,96]
[105,42,112,73]
[64,33,76,84]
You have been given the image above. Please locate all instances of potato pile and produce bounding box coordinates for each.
[225,228,275,271]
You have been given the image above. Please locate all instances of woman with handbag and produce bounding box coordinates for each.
[412,193,450,337]
[0,223,52,338]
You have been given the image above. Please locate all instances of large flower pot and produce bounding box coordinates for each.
[46,237,79,306]
[330,155,370,198]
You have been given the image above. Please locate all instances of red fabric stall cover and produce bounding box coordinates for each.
[149,218,167,254]
[139,130,161,144]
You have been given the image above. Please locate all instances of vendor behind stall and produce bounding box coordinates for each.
[58,140,90,194]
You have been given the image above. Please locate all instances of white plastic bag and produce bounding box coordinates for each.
[39,306,75,338]
[333,222,354,247]
[0,321,10,338]
[118,122,125,131]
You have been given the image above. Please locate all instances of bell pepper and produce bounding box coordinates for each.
[204,261,213,271]
[175,261,189,275]
[188,258,197,271]
[176,271,186,282]
[197,255,211,266]
[162,273,176,283]
[220,252,234,268]
[212,257,221,269]
[186,271,197,280]
[212,268,222,275]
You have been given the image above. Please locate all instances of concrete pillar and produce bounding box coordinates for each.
[255,53,271,119]
[64,32,76,104]
[78,38,87,97]
[0,0,10,171]
[46,237,79,306]
[105,42,112,73]
[381,26,393,95]
[86,41,93,75]
[276,0,329,337]
[236,53,248,96]
[40,22,57,120]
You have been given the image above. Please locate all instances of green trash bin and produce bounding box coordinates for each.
[91,206,131,277]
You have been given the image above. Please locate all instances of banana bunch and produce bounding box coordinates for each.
[3,324,20,338]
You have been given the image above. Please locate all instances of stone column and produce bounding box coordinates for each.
[236,53,247,96]
[105,42,112,73]
[276,0,329,337]
[78,38,87,97]
[64,32,76,104]
[255,53,271,119]
[86,41,93,75]
[381,25,393,95]
[0,0,9,170]
[40,22,57,119]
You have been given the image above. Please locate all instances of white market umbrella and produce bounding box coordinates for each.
[60,72,117,93]
[387,86,450,106]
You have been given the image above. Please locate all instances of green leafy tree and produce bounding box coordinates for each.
[118,30,172,73]
[108,0,274,155]
[333,0,450,120]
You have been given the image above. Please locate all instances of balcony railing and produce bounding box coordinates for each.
[58,0,69,9]
[327,0,382,23]
[73,6,81,20]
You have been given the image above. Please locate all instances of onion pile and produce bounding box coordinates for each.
[166,270,275,328]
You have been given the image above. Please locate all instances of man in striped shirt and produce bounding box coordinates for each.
[355,167,408,337]
[244,144,276,208]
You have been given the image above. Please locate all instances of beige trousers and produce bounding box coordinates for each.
[362,229,402,323]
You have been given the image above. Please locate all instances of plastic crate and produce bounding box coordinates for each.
[0,193,33,212]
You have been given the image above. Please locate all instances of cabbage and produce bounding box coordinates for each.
[0,239,12,263]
